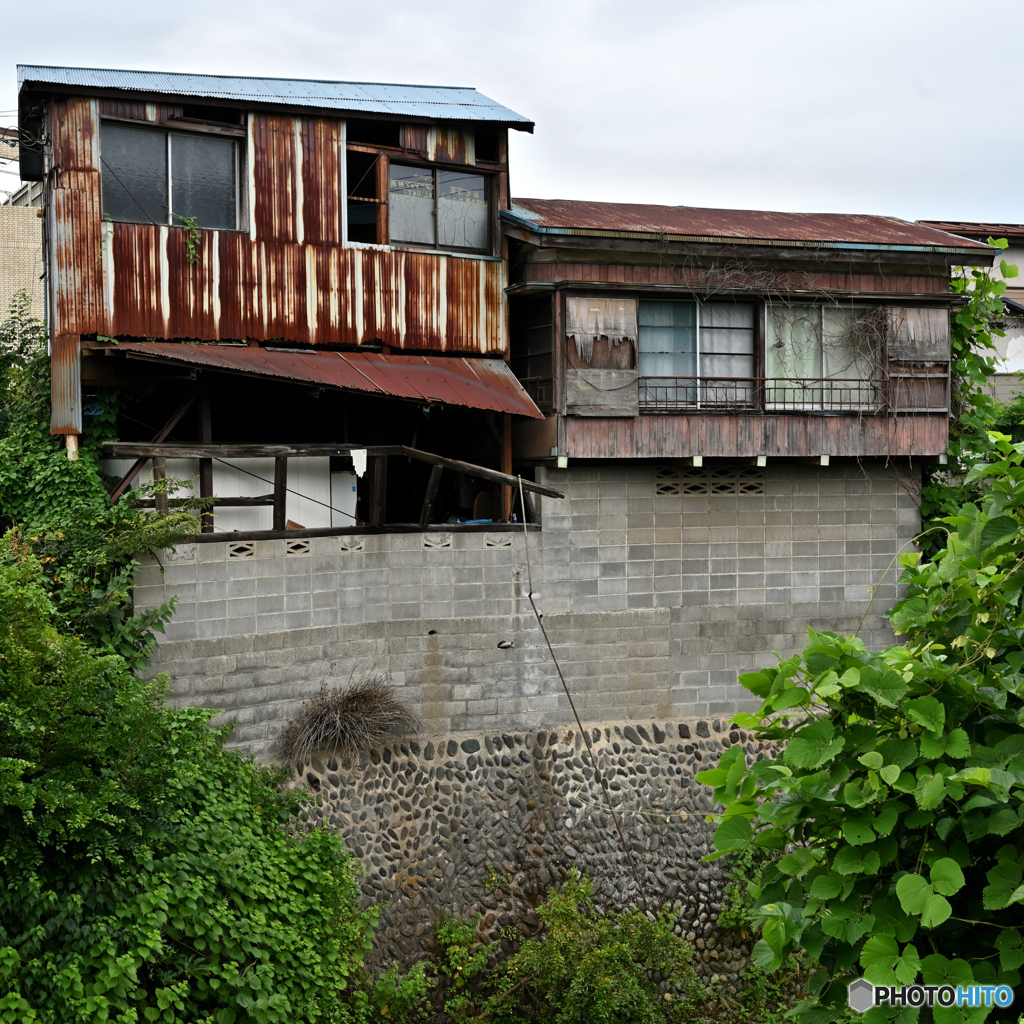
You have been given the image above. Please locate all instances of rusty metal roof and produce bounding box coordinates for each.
[504,199,994,253]
[17,65,533,128]
[114,343,543,418]
[917,220,1024,242]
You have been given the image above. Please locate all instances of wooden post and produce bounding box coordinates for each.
[369,455,387,527]
[273,457,288,531]
[419,464,443,528]
[375,156,389,244]
[199,394,213,533]
[153,457,167,514]
[502,412,513,520]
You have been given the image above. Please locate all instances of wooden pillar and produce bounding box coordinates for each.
[502,412,513,520]
[419,464,443,528]
[199,394,213,533]
[153,457,167,514]
[375,156,389,245]
[369,455,387,527]
[273,457,288,531]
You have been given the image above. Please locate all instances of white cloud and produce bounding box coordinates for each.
[3,0,1021,219]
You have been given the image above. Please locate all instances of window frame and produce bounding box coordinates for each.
[385,156,494,255]
[99,118,244,233]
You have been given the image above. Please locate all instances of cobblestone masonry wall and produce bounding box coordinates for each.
[136,461,919,760]
[287,717,771,987]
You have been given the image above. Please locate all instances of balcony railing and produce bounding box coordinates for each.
[638,376,888,413]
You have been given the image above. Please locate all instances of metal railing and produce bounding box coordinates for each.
[638,376,887,413]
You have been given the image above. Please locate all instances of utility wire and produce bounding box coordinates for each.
[516,476,650,911]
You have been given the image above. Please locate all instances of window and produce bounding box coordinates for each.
[346,150,383,244]
[100,123,239,230]
[766,304,877,409]
[388,164,489,251]
[637,300,755,408]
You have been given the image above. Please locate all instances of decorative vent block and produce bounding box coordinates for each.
[486,534,513,548]
[654,467,682,496]
[285,539,311,555]
[678,467,765,496]
[423,533,453,549]
[339,536,365,552]
[228,542,255,559]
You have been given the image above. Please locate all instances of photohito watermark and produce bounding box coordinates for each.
[848,978,1015,1013]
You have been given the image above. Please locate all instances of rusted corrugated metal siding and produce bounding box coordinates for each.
[563,413,949,459]
[49,100,507,353]
[51,97,105,337]
[50,334,82,433]
[301,117,344,246]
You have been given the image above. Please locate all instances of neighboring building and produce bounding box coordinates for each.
[0,127,45,319]
[918,220,1024,403]
[15,64,998,959]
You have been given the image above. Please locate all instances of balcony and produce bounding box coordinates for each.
[638,376,892,414]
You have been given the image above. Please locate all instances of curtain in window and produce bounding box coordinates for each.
[700,303,755,406]
[566,297,638,362]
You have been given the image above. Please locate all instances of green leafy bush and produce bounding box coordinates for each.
[0,535,426,1023]
[431,914,497,1018]
[480,870,699,1024]
[0,293,199,666]
[701,432,1024,1022]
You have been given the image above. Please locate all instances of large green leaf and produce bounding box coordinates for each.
[861,935,921,985]
[784,720,845,769]
[833,845,881,876]
[809,874,843,899]
[906,696,946,735]
[983,861,1023,910]
[929,858,965,897]
[712,814,751,853]
[859,669,909,708]
[980,514,1018,552]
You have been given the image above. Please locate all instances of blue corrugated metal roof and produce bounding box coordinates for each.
[17,65,533,128]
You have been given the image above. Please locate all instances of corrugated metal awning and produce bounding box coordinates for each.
[114,343,544,418]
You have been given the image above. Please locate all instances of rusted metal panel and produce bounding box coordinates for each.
[253,114,298,243]
[301,117,344,245]
[918,220,1024,242]
[51,97,106,338]
[506,200,994,254]
[50,335,82,433]
[111,342,542,417]
[400,124,427,155]
[563,413,949,459]
[428,126,472,164]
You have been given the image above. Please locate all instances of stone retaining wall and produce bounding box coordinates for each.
[288,716,769,990]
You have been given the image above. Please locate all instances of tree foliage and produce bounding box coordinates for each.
[702,431,1024,1023]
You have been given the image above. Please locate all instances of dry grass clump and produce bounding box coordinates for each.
[280,674,418,767]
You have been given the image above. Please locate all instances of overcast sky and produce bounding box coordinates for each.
[1,0,1021,222]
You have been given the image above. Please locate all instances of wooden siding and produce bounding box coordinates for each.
[560,413,948,460]
[518,261,948,295]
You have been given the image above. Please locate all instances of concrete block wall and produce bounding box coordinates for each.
[135,460,920,760]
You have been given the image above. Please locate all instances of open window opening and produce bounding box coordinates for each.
[510,296,554,410]
[475,130,501,163]
[178,104,245,127]
[346,119,401,148]
[346,149,383,244]
[100,121,240,230]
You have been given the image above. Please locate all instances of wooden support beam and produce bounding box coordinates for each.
[502,412,512,520]
[153,458,167,514]
[369,455,387,527]
[103,443,566,499]
[419,464,443,528]
[109,394,198,503]
[273,457,288,531]
[133,495,274,508]
[199,393,213,533]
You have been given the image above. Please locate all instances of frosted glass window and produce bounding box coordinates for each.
[767,304,823,405]
[389,165,435,245]
[823,307,875,381]
[638,300,697,377]
[438,170,488,249]
[699,302,755,379]
[101,124,167,224]
[171,133,237,230]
